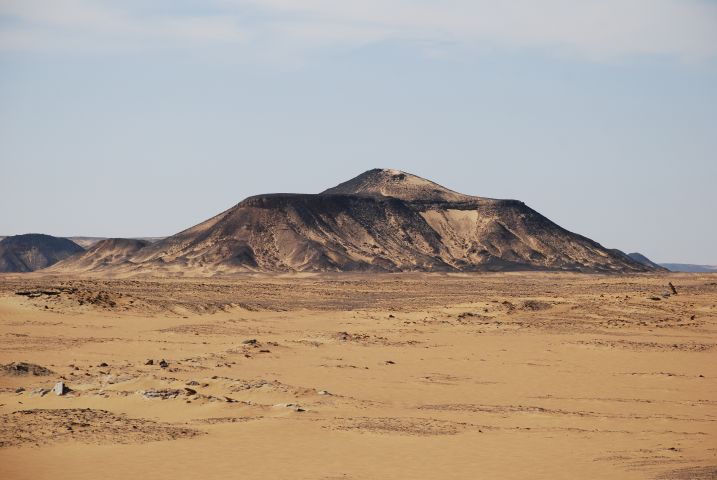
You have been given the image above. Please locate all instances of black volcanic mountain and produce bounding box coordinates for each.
[0,234,84,272]
[49,169,657,274]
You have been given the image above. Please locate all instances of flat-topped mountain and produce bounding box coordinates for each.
[0,234,84,272]
[49,169,657,275]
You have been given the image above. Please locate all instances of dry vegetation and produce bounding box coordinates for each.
[0,272,715,479]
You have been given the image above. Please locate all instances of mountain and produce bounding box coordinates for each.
[660,263,717,273]
[48,169,658,275]
[627,252,667,271]
[0,234,84,272]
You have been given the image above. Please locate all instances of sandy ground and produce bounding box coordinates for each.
[0,273,715,479]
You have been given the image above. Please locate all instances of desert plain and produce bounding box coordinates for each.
[0,272,715,479]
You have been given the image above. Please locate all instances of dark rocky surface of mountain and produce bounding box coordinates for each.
[0,234,84,272]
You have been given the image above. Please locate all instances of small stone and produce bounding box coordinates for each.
[15,387,25,394]
[385,360,396,365]
[159,359,169,368]
[317,390,331,396]
[184,388,197,395]
[186,380,200,386]
[145,359,154,365]
[52,381,70,396]
[99,362,108,367]
[242,339,258,345]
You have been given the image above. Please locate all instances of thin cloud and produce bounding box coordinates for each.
[1,0,716,61]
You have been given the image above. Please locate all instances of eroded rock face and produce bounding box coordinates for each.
[47,169,657,274]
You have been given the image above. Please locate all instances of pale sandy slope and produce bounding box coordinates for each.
[0,273,715,479]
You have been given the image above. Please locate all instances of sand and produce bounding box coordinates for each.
[0,272,715,479]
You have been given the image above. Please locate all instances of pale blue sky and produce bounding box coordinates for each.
[1,1,716,263]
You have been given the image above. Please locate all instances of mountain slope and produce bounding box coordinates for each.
[47,238,151,273]
[48,169,656,275]
[0,234,84,272]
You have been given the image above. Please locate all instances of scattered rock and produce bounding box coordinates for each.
[15,387,25,394]
[145,359,154,365]
[317,390,331,396]
[31,388,50,397]
[242,339,258,345]
[159,359,168,368]
[141,389,181,400]
[186,380,200,386]
[669,282,678,295]
[521,300,552,311]
[184,388,197,396]
[273,403,304,412]
[98,362,108,367]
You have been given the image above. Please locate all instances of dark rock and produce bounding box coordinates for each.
[1,362,54,377]
[145,359,154,365]
[159,359,168,368]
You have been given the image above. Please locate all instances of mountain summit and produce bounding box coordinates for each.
[321,168,472,202]
[50,169,656,275]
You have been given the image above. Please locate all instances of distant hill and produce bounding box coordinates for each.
[660,263,717,273]
[0,234,84,272]
[627,252,667,271]
[48,168,658,275]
